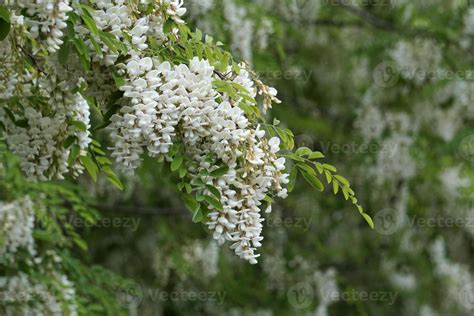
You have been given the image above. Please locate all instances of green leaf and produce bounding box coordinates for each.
[163,19,174,33]
[264,195,274,204]
[15,119,28,128]
[80,156,98,182]
[332,180,339,194]
[342,187,349,200]
[71,120,88,132]
[58,41,70,65]
[91,145,105,156]
[0,6,10,23]
[182,194,199,212]
[68,144,81,165]
[0,6,10,41]
[81,12,99,37]
[205,185,221,199]
[334,175,350,187]
[210,166,229,177]
[288,168,298,193]
[308,151,325,159]
[72,235,88,251]
[106,174,124,191]
[362,213,374,229]
[301,171,324,192]
[204,195,223,211]
[323,164,337,172]
[184,183,192,194]
[283,153,305,162]
[113,76,125,88]
[171,155,183,172]
[63,135,78,148]
[295,147,312,157]
[192,207,203,223]
[324,170,332,184]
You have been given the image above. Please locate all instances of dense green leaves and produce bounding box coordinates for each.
[0,5,10,41]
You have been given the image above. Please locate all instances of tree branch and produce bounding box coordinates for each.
[96,204,189,217]
[330,0,455,44]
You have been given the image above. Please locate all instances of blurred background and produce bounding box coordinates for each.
[3,0,474,315]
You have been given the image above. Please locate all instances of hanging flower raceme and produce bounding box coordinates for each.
[0,0,367,265]
[109,56,288,263]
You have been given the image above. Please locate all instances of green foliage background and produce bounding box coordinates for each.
[2,0,474,315]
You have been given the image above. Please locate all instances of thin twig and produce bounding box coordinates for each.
[331,0,455,44]
[96,204,189,216]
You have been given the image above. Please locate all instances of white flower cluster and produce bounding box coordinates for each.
[430,238,474,313]
[354,103,385,142]
[0,272,77,316]
[0,32,34,100]
[223,0,253,62]
[355,101,417,186]
[0,1,185,181]
[465,8,474,35]
[4,0,72,53]
[424,81,474,141]
[186,0,213,18]
[382,259,417,291]
[0,77,91,181]
[256,18,273,50]
[76,0,186,66]
[439,166,470,199]
[110,56,288,263]
[0,196,36,261]
[390,39,443,85]
[183,240,219,278]
[314,268,339,316]
[419,305,438,316]
[1,0,288,264]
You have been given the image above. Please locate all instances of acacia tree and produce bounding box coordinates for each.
[0,1,374,314]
